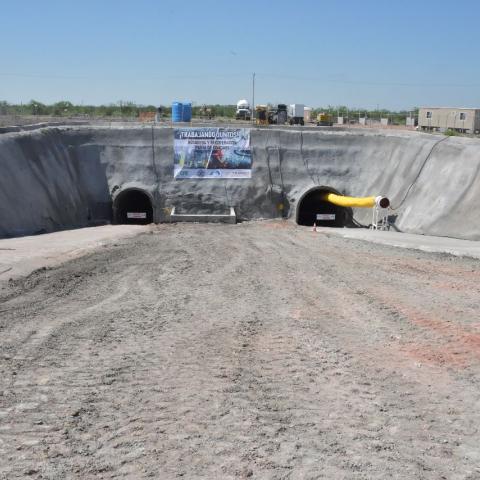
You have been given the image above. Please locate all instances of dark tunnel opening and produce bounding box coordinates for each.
[296,188,349,227]
[114,189,153,225]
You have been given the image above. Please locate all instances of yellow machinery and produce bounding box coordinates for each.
[255,105,268,125]
[316,113,334,126]
[320,192,390,208]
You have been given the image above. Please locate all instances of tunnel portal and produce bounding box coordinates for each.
[114,189,153,225]
[296,188,348,227]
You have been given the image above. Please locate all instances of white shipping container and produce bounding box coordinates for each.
[289,104,305,118]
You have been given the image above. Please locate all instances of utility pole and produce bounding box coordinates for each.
[252,72,255,123]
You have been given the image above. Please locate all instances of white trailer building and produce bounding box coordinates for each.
[418,107,480,134]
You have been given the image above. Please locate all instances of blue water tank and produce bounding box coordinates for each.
[172,102,183,122]
[182,102,192,122]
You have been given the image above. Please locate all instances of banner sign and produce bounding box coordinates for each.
[174,128,252,179]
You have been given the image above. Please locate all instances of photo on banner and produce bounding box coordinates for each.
[174,128,252,179]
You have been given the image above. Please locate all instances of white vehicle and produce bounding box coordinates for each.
[235,99,251,120]
[288,104,305,125]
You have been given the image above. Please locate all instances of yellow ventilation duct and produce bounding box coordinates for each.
[320,192,390,209]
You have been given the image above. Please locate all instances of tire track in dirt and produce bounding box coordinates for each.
[1,222,480,479]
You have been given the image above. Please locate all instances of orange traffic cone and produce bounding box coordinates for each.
[312,221,317,232]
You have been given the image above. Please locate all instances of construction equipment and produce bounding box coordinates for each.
[235,99,251,120]
[268,104,288,125]
[255,105,268,125]
[316,112,334,126]
[288,104,305,125]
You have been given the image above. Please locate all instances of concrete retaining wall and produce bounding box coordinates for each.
[0,128,111,237]
[1,125,479,240]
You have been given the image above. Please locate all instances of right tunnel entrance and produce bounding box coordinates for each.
[296,187,349,227]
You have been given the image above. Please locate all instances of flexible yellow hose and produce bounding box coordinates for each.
[320,192,377,208]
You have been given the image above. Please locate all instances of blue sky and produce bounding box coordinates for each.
[1,0,479,109]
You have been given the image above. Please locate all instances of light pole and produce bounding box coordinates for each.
[252,72,255,123]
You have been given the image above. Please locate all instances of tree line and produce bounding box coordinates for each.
[0,100,418,123]
[0,100,159,118]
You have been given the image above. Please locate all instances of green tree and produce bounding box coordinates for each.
[28,100,49,115]
[51,101,74,116]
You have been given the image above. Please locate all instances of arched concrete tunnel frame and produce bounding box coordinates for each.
[295,185,352,227]
[112,187,156,224]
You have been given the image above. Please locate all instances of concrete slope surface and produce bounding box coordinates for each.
[316,227,480,259]
[1,222,480,479]
[0,224,149,279]
[1,126,479,240]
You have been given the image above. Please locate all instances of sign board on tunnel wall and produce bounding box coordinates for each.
[127,212,147,219]
[174,128,252,179]
[316,214,336,221]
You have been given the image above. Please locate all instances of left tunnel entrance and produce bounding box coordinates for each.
[114,189,153,225]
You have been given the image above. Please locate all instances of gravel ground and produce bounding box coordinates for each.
[1,221,479,479]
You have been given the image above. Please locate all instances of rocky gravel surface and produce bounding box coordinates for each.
[1,221,479,479]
